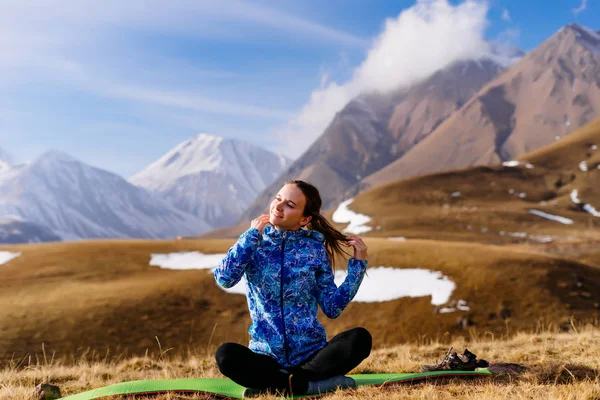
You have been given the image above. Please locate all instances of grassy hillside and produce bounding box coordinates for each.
[333,117,600,245]
[2,236,600,363]
[2,326,600,399]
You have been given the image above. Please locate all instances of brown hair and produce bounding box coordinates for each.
[286,180,350,266]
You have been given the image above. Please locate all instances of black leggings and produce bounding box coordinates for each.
[215,327,372,394]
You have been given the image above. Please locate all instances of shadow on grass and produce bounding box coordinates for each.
[529,363,599,384]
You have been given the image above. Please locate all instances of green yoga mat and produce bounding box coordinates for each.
[61,370,493,399]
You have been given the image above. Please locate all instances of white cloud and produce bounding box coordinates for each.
[572,0,588,15]
[98,80,293,120]
[0,0,367,53]
[0,0,361,129]
[275,0,490,157]
[501,9,511,21]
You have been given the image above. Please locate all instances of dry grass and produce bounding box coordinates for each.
[2,325,600,399]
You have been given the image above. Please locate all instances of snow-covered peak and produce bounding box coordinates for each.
[33,149,78,166]
[130,133,291,227]
[130,133,290,193]
[170,133,226,172]
[130,133,227,186]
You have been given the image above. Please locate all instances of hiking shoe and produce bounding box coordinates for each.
[306,375,356,395]
[421,347,489,372]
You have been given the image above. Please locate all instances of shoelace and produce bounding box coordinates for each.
[440,346,454,367]
[288,373,294,394]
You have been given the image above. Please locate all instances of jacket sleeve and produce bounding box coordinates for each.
[315,246,367,318]
[214,227,261,288]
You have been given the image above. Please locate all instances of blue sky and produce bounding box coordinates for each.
[0,0,597,178]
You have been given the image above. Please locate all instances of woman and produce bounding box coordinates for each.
[214,180,371,396]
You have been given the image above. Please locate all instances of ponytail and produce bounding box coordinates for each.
[309,213,351,268]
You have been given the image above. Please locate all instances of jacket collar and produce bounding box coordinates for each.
[264,225,325,242]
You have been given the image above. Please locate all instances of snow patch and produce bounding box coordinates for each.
[529,209,574,225]
[583,204,600,217]
[150,251,226,270]
[150,251,246,295]
[332,199,372,235]
[508,232,527,238]
[451,191,461,197]
[336,267,455,304]
[591,145,598,150]
[439,299,470,313]
[529,234,554,243]
[502,161,534,169]
[0,251,21,265]
[501,232,570,243]
[571,190,582,204]
[579,161,588,172]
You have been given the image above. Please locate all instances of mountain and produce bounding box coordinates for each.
[242,56,510,220]
[0,150,212,241]
[326,117,600,244]
[363,24,600,188]
[0,216,62,244]
[130,133,290,227]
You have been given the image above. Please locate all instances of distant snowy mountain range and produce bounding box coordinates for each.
[0,136,290,243]
[0,150,212,241]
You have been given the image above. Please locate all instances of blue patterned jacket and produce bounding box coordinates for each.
[214,225,367,367]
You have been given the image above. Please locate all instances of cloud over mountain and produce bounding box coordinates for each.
[275,0,492,157]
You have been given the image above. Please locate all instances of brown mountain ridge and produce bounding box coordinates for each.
[364,24,600,189]
[243,24,599,224]
[242,58,506,220]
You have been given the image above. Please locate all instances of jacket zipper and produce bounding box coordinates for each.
[280,231,290,366]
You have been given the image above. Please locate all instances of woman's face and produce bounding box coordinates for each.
[269,184,312,230]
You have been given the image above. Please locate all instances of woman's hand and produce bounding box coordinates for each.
[251,214,271,233]
[345,236,368,260]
